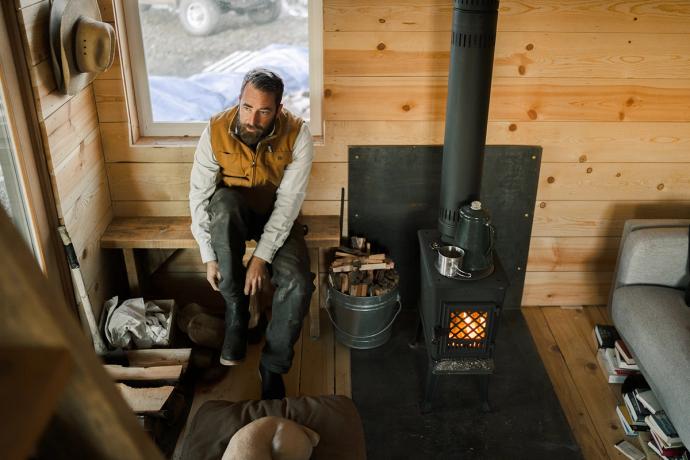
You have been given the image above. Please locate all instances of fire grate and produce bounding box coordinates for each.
[447,309,488,348]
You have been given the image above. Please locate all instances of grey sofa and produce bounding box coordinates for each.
[609,219,690,446]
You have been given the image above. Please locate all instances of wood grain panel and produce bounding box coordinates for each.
[100,122,338,164]
[299,314,335,396]
[526,237,620,272]
[537,163,690,201]
[522,308,608,460]
[522,272,612,306]
[107,162,347,201]
[320,120,690,163]
[29,59,71,121]
[532,200,690,237]
[542,307,625,459]
[74,205,115,320]
[97,0,115,22]
[100,122,195,163]
[326,31,690,79]
[324,77,690,122]
[324,0,690,33]
[93,79,127,123]
[18,0,49,67]
[42,87,99,169]
[111,199,343,217]
[52,129,104,216]
[63,166,112,256]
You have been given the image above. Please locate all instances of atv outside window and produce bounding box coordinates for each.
[122,0,322,138]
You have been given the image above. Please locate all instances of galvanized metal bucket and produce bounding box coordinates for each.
[325,284,401,349]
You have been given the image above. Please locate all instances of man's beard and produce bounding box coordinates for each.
[238,122,272,146]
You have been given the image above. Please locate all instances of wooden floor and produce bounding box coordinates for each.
[172,312,350,459]
[523,305,633,460]
[173,304,633,460]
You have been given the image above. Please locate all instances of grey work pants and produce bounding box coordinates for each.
[208,187,314,374]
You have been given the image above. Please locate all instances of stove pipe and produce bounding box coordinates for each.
[438,0,499,243]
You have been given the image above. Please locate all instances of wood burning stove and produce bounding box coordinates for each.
[417,230,507,412]
[416,0,507,412]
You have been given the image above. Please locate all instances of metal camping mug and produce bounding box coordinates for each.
[430,242,471,279]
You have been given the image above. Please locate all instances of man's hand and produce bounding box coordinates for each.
[244,256,269,296]
[206,261,222,291]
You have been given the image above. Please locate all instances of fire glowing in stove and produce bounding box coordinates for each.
[448,311,488,347]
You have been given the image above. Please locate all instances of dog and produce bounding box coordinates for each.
[222,416,320,460]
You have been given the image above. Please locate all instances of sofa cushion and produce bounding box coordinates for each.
[616,226,689,289]
[180,395,366,460]
[611,285,690,446]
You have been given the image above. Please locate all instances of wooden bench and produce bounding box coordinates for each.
[101,215,340,338]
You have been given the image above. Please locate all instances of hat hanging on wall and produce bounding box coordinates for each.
[49,0,116,96]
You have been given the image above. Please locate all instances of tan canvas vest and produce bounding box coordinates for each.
[209,105,303,213]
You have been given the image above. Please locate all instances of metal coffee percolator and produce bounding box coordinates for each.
[454,201,495,274]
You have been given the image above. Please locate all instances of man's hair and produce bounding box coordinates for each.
[240,68,284,107]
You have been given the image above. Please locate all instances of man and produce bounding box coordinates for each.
[189,68,314,400]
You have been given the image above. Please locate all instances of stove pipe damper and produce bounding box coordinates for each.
[438,0,498,243]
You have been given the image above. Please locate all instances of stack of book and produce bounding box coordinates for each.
[616,388,653,436]
[592,324,640,384]
[645,412,688,459]
[610,378,688,459]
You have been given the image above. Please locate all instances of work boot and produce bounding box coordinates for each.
[259,363,285,400]
[219,303,249,366]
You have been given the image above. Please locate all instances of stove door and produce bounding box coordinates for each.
[436,302,496,359]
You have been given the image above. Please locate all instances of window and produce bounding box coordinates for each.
[0,89,35,255]
[122,0,323,138]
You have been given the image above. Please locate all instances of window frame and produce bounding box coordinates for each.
[120,0,324,140]
[0,3,64,279]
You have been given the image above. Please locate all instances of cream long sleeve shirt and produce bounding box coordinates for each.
[189,122,313,264]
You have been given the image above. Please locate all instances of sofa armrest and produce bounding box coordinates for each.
[614,222,689,290]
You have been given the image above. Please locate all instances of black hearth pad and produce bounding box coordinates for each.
[351,309,582,460]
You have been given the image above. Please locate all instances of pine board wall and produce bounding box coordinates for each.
[96,0,690,307]
[13,0,115,317]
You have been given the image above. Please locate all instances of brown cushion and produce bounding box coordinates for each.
[180,395,366,460]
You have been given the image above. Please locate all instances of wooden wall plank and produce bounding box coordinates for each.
[101,161,688,214]
[326,31,690,79]
[17,0,49,67]
[93,79,127,123]
[527,237,620,272]
[52,129,104,215]
[324,0,690,33]
[107,163,347,201]
[62,166,112,256]
[522,308,608,460]
[29,59,71,122]
[537,163,690,201]
[522,272,611,306]
[532,200,690,237]
[42,87,99,169]
[317,120,690,163]
[100,122,194,163]
[112,199,343,217]
[325,77,690,122]
[97,0,115,22]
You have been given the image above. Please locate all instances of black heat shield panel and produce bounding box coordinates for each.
[348,145,542,310]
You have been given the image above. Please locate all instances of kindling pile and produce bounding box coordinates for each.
[328,237,398,297]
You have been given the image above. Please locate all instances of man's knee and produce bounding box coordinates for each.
[275,269,314,302]
[209,188,245,216]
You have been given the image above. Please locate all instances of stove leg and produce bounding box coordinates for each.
[408,315,424,349]
[479,375,491,413]
[421,366,437,414]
